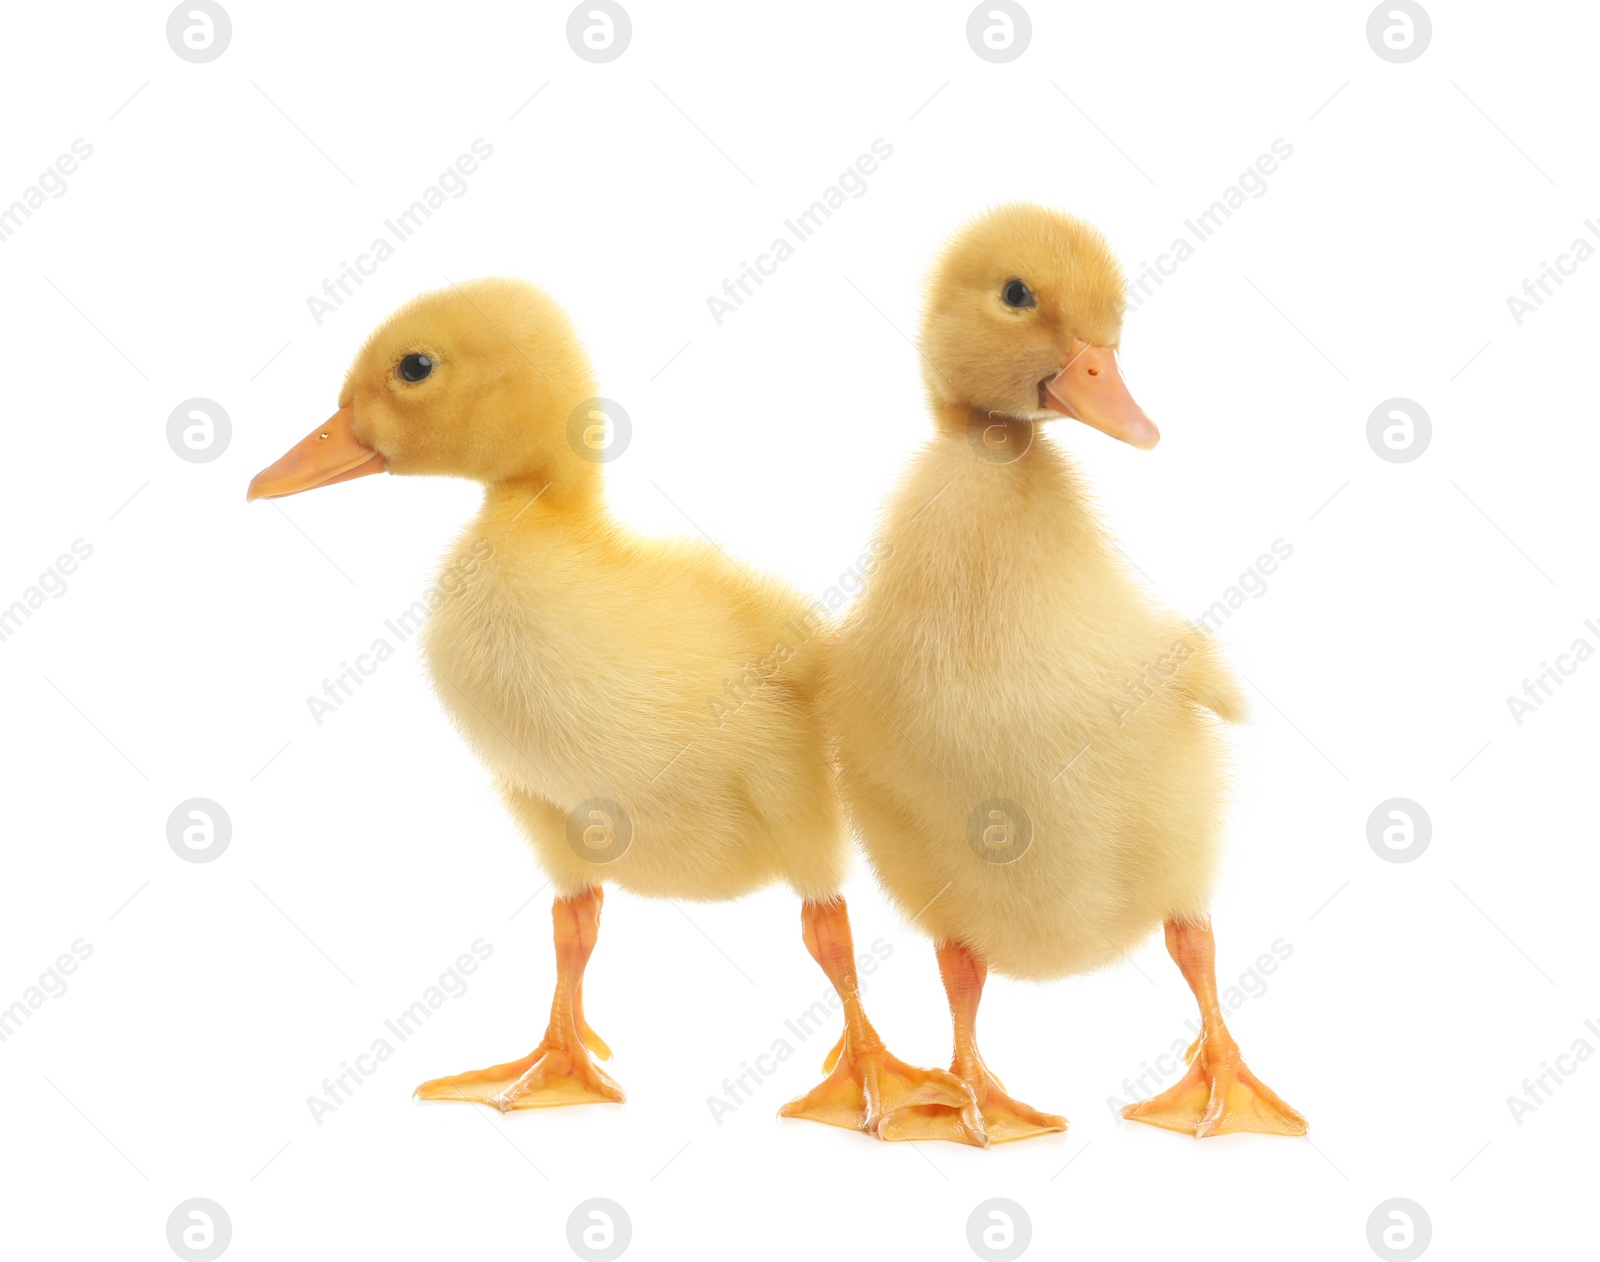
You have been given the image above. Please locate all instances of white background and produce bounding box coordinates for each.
[1,2,1595,1259]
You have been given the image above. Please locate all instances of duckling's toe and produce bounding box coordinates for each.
[779,1039,984,1145]
[882,1069,1065,1145]
[415,1051,543,1105]
[1122,1035,1305,1138]
[416,1034,624,1111]
[494,1044,625,1111]
[877,1100,991,1146]
[973,1088,1067,1145]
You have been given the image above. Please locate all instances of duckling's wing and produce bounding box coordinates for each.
[1170,624,1247,723]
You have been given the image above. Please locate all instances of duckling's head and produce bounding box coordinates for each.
[248,279,602,502]
[920,203,1158,449]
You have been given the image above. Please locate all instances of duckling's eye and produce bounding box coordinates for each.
[1002,279,1036,310]
[398,353,434,382]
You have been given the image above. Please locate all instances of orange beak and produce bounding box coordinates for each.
[1042,337,1160,450]
[246,405,386,501]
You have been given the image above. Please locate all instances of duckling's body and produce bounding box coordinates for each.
[249,278,973,1133]
[427,487,843,903]
[831,433,1240,980]
[828,204,1305,1144]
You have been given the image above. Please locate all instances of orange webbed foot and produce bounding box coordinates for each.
[881,1062,1065,1145]
[415,1028,625,1112]
[780,897,986,1145]
[1122,1034,1305,1138]
[877,939,1065,1145]
[779,1035,985,1146]
[418,889,623,1112]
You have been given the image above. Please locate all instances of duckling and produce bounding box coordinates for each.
[248,279,975,1132]
[825,205,1306,1143]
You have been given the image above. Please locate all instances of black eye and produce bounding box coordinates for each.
[1002,279,1035,309]
[398,353,433,382]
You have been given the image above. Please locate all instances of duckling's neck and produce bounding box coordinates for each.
[478,476,607,529]
[931,399,1057,437]
[930,399,1084,476]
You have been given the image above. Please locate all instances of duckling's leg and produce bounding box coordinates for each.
[414,887,624,1111]
[879,940,1068,1144]
[779,897,984,1144]
[571,888,612,1060]
[1122,918,1306,1137]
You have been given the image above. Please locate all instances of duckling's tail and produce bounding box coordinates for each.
[1173,626,1247,724]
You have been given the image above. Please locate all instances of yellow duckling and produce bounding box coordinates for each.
[825,205,1307,1143]
[248,279,974,1130]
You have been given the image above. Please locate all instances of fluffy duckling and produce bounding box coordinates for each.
[248,279,975,1131]
[825,206,1306,1143]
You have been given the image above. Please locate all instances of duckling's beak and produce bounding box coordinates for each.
[246,404,386,501]
[1041,338,1160,450]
